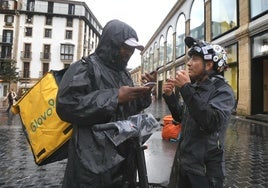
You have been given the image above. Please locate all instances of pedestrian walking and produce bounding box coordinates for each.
[3,89,17,113]
[56,19,156,188]
[163,36,236,188]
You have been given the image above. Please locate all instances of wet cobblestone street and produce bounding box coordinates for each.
[0,99,268,187]
[0,118,66,187]
[224,119,268,188]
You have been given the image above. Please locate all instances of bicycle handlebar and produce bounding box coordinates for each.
[92,123,118,132]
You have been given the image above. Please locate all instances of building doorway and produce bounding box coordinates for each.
[251,57,268,114]
[158,80,163,100]
[263,59,268,113]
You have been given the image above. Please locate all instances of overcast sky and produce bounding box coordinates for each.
[83,0,177,69]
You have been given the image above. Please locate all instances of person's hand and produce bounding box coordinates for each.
[118,86,150,104]
[174,70,191,88]
[141,71,157,90]
[163,79,175,96]
[141,71,157,83]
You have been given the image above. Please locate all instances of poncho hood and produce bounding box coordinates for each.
[95,19,141,70]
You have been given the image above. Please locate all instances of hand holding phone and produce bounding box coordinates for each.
[118,86,150,104]
[143,82,156,87]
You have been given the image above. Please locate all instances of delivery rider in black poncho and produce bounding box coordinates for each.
[56,19,156,188]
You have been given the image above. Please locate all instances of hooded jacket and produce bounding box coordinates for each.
[163,76,235,178]
[56,19,151,187]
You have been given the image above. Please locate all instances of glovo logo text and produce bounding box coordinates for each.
[30,99,55,132]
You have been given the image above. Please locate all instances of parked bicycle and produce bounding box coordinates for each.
[92,113,160,188]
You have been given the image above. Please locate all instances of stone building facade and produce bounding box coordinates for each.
[141,0,268,116]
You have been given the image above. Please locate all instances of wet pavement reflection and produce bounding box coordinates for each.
[225,119,268,187]
[0,122,66,187]
[0,99,268,187]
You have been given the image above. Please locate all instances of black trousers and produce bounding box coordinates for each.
[177,167,223,188]
[6,101,13,112]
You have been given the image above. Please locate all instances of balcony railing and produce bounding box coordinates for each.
[0,35,13,44]
[5,22,13,27]
[39,71,49,78]
[19,71,31,79]
[0,51,11,59]
[40,52,51,61]
[20,51,32,60]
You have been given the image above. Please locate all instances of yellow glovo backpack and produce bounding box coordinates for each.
[12,69,72,166]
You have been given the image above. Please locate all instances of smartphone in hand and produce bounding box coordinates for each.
[143,82,156,87]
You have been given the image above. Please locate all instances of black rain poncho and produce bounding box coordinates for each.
[56,20,151,187]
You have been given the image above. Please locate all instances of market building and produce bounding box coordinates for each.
[141,0,268,116]
[0,0,102,99]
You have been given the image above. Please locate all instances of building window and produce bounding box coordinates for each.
[26,15,33,24]
[1,0,9,9]
[45,16,52,25]
[3,30,13,43]
[48,1,53,13]
[224,43,238,99]
[44,29,52,38]
[153,42,158,69]
[25,27,32,37]
[23,43,31,59]
[176,14,185,58]
[42,63,49,75]
[159,36,165,66]
[252,32,268,58]
[65,30,72,39]
[211,0,237,39]
[23,62,30,78]
[66,18,73,27]
[60,44,74,60]
[68,4,75,15]
[4,15,14,26]
[250,0,268,19]
[166,27,173,63]
[3,85,8,97]
[143,52,149,73]
[27,0,35,11]
[149,48,154,72]
[1,45,12,58]
[190,0,204,40]
[166,69,172,80]
[43,45,50,59]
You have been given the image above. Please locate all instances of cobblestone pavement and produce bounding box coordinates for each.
[224,118,268,188]
[0,100,268,187]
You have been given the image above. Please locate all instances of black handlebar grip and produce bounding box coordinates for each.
[92,123,118,132]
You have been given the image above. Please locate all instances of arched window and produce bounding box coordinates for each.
[153,42,158,69]
[211,0,237,38]
[143,54,148,73]
[149,47,153,72]
[190,0,204,40]
[146,52,150,72]
[176,14,186,58]
[159,36,165,66]
[166,27,173,63]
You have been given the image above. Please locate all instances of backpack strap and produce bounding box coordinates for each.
[52,68,68,86]
[81,56,98,90]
